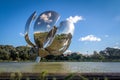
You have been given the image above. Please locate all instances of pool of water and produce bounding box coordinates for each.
[0,62,120,73]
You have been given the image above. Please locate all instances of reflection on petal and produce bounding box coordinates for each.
[34,32,48,48]
[38,48,49,57]
[44,21,73,56]
[34,11,60,32]
[43,26,57,48]
[45,29,72,56]
[58,20,74,35]
[24,11,36,47]
[25,11,73,58]
[34,11,60,48]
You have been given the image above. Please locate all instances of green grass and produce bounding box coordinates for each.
[10,72,22,80]
[8,71,110,80]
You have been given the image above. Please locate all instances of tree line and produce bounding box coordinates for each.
[0,45,37,61]
[0,45,120,62]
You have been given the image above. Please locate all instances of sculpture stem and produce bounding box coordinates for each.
[35,48,41,63]
[35,56,41,63]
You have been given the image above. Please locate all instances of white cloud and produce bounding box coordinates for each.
[61,15,83,35]
[66,16,83,23]
[113,42,120,49]
[48,13,51,17]
[47,25,51,28]
[113,46,120,49]
[46,25,51,31]
[79,35,101,42]
[40,12,52,23]
[19,32,24,37]
[64,50,72,54]
[105,35,109,37]
[38,22,41,25]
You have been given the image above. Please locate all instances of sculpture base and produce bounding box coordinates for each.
[35,56,41,63]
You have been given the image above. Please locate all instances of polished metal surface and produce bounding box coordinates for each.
[34,11,60,48]
[24,11,73,61]
[45,21,72,55]
[24,11,36,47]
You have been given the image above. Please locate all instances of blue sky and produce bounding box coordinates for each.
[0,0,120,54]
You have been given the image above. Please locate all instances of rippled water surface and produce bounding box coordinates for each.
[0,62,120,73]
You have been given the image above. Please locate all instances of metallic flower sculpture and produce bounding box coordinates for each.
[24,11,72,62]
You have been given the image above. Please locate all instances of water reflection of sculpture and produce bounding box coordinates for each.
[24,11,72,62]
